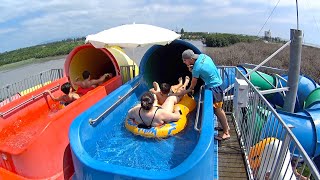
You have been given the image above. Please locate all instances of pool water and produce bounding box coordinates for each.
[89,110,199,171]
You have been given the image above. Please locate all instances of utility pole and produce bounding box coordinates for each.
[283,29,303,112]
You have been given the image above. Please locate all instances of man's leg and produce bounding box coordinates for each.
[212,86,230,140]
[215,107,230,139]
[179,76,190,92]
[153,81,160,92]
[171,77,183,93]
[162,96,179,112]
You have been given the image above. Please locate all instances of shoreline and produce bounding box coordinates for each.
[0,55,67,71]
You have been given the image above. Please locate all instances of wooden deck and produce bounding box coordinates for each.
[217,115,248,180]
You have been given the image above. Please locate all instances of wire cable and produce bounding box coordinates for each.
[304,0,320,39]
[296,0,299,30]
[256,0,281,37]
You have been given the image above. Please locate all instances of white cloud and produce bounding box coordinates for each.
[1,0,320,52]
[0,28,17,35]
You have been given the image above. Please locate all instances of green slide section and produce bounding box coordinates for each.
[304,87,320,109]
[246,69,277,90]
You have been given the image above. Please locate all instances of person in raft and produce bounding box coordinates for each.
[44,82,80,106]
[74,70,113,95]
[173,49,230,141]
[149,76,190,105]
[127,91,182,129]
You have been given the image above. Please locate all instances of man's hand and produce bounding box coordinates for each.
[105,73,113,78]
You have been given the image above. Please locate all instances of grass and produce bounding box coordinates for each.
[0,55,67,71]
[204,41,320,84]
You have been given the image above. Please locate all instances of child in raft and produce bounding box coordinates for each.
[149,76,190,105]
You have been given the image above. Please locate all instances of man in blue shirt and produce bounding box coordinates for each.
[176,49,230,141]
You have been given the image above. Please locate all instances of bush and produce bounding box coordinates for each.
[204,41,320,83]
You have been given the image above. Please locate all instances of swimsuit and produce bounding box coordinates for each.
[138,106,161,129]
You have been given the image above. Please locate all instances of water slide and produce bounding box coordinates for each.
[69,40,221,179]
[236,66,320,159]
[0,44,137,179]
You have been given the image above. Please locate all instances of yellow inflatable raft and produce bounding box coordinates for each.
[125,95,196,138]
[249,137,276,169]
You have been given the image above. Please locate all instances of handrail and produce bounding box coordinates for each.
[223,40,291,94]
[0,84,60,117]
[234,68,320,179]
[89,82,140,125]
[194,85,204,131]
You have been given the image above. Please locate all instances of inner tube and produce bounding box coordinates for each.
[249,138,295,179]
[125,95,196,138]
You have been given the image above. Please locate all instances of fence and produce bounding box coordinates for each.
[228,66,320,179]
[119,65,137,83]
[0,66,137,108]
[0,69,63,107]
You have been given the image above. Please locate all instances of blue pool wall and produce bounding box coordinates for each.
[69,77,218,179]
[69,40,219,179]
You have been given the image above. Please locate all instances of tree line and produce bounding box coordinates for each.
[0,32,286,67]
[180,31,285,47]
[181,31,258,47]
[0,37,85,66]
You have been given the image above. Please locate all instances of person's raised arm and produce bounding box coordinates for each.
[89,74,110,86]
[44,90,63,101]
[172,77,198,97]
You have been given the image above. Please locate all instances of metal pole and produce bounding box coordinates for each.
[283,29,302,112]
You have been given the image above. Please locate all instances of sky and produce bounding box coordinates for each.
[1,0,320,53]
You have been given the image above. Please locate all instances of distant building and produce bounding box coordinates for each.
[264,30,271,41]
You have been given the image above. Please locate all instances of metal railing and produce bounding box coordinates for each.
[232,67,320,180]
[0,69,63,107]
[0,85,60,117]
[218,66,237,114]
[89,82,140,125]
[120,65,136,84]
[194,85,204,131]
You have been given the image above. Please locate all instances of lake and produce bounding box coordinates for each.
[0,40,205,88]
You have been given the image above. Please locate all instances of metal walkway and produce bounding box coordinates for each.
[218,115,248,180]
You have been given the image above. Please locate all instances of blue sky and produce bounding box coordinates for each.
[1,0,320,52]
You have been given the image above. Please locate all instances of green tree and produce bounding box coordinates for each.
[180,28,185,34]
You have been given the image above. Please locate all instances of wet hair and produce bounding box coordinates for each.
[140,92,155,110]
[61,82,71,95]
[160,83,171,95]
[82,70,90,79]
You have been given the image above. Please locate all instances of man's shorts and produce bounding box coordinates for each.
[208,86,224,108]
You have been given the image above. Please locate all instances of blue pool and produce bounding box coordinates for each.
[90,108,198,171]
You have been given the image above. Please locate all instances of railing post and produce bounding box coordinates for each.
[270,133,291,179]
[40,72,44,86]
[6,85,12,102]
[283,29,303,112]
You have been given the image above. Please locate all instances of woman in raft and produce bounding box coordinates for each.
[127,92,182,129]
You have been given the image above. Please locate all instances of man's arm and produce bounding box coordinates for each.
[73,77,82,86]
[71,93,81,100]
[89,74,109,86]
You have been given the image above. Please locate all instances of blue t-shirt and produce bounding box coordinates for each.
[192,54,222,88]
